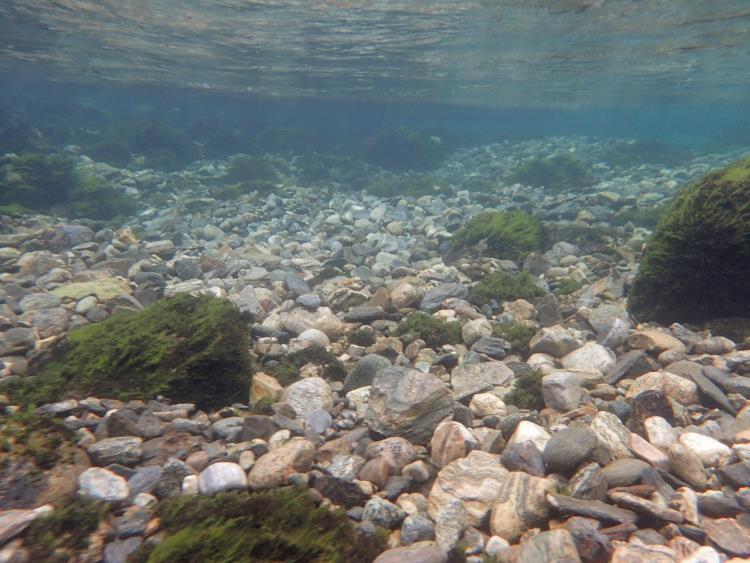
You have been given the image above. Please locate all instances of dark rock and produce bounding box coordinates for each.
[601,458,650,488]
[607,490,683,523]
[136,413,166,439]
[284,273,311,296]
[127,466,164,499]
[501,441,546,477]
[382,476,412,500]
[401,514,435,545]
[698,492,743,517]
[516,529,582,563]
[419,283,468,313]
[543,427,598,474]
[718,462,750,489]
[238,415,279,441]
[470,337,507,360]
[568,462,607,501]
[630,390,674,431]
[537,294,563,327]
[605,350,649,385]
[547,494,637,525]
[312,473,370,508]
[373,545,447,563]
[153,458,194,498]
[629,529,668,545]
[343,305,385,323]
[565,516,612,563]
[343,354,391,393]
[451,403,473,427]
[667,360,736,415]
[115,508,150,539]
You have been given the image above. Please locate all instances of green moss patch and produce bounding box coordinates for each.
[450,211,543,262]
[611,202,669,229]
[504,369,544,410]
[629,157,750,324]
[131,488,385,563]
[365,128,447,172]
[507,154,594,192]
[225,155,279,184]
[23,496,108,563]
[265,345,346,387]
[2,294,251,410]
[469,271,545,306]
[396,312,462,349]
[0,409,76,470]
[492,322,537,357]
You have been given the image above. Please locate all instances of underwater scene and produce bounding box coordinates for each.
[1,1,750,562]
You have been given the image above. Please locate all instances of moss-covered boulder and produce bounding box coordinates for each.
[629,157,750,324]
[507,154,594,192]
[130,488,385,563]
[3,294,252,410]
[450,211,543,262]
[0,153,74,213]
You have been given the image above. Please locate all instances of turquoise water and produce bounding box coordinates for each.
[1,0,750,149]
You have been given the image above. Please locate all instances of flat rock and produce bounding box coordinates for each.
[490,471,554,542]
[373,545,447,563]
[428,450,508,527]
[628,329,685,354]
[420,283,468,313]
[678,432,732,467]
[52,278,132,300]
[0,506,53,544]
[626,371,698,406]
[702,518,750,557]
[366,366,453,446]
[87,436,143,466]
[601,458,650,488]
[450,361,513,401]
[605,350,649,385]
[607,490,683,523]
[591,411,631,459]
[547,494,637,525]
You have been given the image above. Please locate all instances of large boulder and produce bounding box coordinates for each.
[365,366,453,446]
[629,157,750,323]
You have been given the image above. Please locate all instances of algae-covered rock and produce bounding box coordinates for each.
[51,278,132,301]
[629,157,750,324]
[3,294,251,410]
[129,488,385,563]
[507,154,594,192]
[449,211,543,262]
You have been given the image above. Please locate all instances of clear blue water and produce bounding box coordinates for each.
[1,1,750,153]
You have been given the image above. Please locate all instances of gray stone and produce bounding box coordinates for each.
[450,361,514,401]
[343,305,385,323]
[0,506,52,545]
[327,455,366,481]
[198,462,248,494]
[87,436,143,466]
[470,337,507,360]
[0,327,36,356]
[305,408,332,434]
[127,465,164,498]
[231,285,265,319]
[547,494,637,524]
[434,499,468,551]
[420,283,468,313]
[284,273,311,296]
[366,366,453,446]
[373,545,447,563]
[103,538,142,563]
[211,416,244,441]
[517,529,582,563]
[561,342,615,373]
[529,325,580,357]
[298,328,329,348]
[78,467,129,501]
[363,498,405,529]
[343,354,391,392]
[401,514,435,545]
[542,370,584,411]
[154,458,195,498]
[667,360,736,415]
[18,292,61,312]
[543,427,598,473]
[601,458,650,488]
[501,441,546,477]
[282,377,333,418]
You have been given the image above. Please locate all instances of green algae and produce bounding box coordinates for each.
[0,409,76,470]
[450,211,543,262]
[469,271,545,306]
[265,345,346,387]
[23,496,108,563]
[130,488,385,563]
[365,128,447,172]
[396,312,463,349]
[628,157,750,324]
[504,369,544,410]
[507,154,594,192]
[2,294,252,410]
[492,321,537,356]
